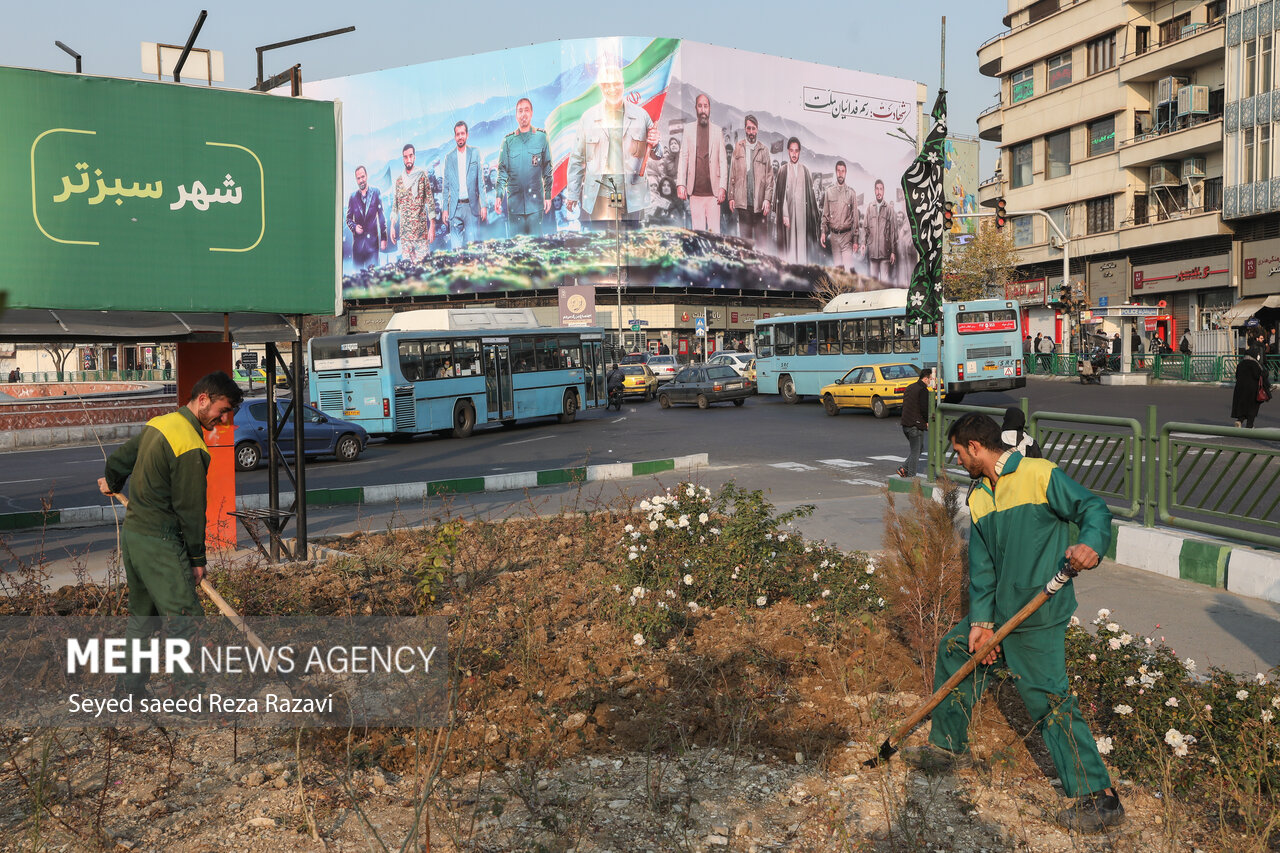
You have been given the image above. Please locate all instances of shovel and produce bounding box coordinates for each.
[864,563,1079,768]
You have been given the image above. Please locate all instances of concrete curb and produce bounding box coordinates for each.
[0,454,709,533]
[0,423,141,452]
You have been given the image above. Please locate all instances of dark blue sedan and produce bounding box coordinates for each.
[233,400,369,471]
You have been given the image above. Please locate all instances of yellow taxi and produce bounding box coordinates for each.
[745,358,756,383]
[820,363,921,419]
[622,364,658,401]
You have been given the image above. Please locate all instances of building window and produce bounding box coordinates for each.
[1088,116,1116,156]
[1245,127,1256,185]
[1047,51,1072,89]
[1046,129,1071,178]
[1012,215,1034,247]
[1159,13,1191,46]
[1010,141,1033,188]
[1133,193,1149,225]
[1206,0,1225,26]
[1088,33,1116,75]
[1204,177,1222,211]
[1246,40,1257,99]
[1135,26,1150,56]
[1047,205,1069,241]
[1261,126,1272,183]
[1011,67,1034,103]
[1086,196,1113,234]
[1262,35,1273,95]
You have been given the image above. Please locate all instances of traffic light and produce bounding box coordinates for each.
[942,201,954,228]
[995,197,1007,230]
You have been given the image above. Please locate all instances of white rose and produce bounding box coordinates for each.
[1095,736,1113,755]
[1114,704,1133,715]
[633,633,645,646]
[1165,697,1178,707]
[1238,690,1250,700]
[756,596,767,607]
[683,574,693,585]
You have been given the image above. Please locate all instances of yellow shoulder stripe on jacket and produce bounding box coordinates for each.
[147,410,209,458]
[968,458,1057,523]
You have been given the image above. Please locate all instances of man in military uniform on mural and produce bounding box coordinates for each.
[497,97,554,237]
[728,114,773,246]
[819,161,859,271]
[863,178,898,282]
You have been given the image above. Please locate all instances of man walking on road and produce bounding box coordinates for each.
[913,412,1123,834]
[98,371,242,699]
[897,367,932,478]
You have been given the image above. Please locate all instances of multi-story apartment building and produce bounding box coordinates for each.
[977,0,1232,343]
[1224,0,1280,327]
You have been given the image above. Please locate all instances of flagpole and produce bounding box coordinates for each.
[933,16,947,476]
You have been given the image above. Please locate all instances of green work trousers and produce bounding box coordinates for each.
[928,617,1111,798]
[120,527,204,690]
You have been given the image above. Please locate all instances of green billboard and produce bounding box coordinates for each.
[0,65,340,313]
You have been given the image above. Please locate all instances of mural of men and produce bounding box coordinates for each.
[896,207,918,287]
[442,121,488,248]
[345,165,387,269]
[675,93,726,233]
[497,97,554,237]
[728,115,773,246]
[390,143,436,263]
[565,63,662,222]
[863,178,898,281]
[820,161,859,270]
[773,137,818,265]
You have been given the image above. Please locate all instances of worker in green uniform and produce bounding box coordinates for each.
[496,96,554,237]
[911,412,1123,833]
[98,371,242,698]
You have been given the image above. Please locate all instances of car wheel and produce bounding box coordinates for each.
[872,396,889,419]
[234,441,261,472]
[644,387,652,402]
[452,401,476,438]
[823,394,839,417]
[696,394,709,409]
[780,374,799,404]
[557,390,578,424]
[733,398,745,407]
[335,434,362,462]
[659,393,671,409]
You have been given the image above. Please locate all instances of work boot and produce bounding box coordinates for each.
[1056,790,1125,832]
[901,744,977,773]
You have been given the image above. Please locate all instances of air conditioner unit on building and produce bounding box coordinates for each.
[1176,85,1210,116]
[1157,75,1189,104]
[1149,161,1181,186]
[1181,157,1207,179]
[1186,179,1205,208]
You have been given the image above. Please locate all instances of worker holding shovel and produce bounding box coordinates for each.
[911,412,1123,833]
[97,371,242,703]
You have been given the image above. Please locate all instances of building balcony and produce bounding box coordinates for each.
[978,31,1005,77]
[977,101,1003,142]
[978,175,1003,207]
[1118,207,1231,251]
[1119,22,1224,84]
[1118,116,1223,168]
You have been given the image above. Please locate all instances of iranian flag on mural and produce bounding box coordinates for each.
[544,38,680,198]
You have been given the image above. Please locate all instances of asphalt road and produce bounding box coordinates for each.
[0,376,1267,516]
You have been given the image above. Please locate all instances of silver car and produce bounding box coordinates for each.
[647,354,680,383]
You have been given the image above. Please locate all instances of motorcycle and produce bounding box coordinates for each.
[1077,346,1110,385]
[606,384,625,411]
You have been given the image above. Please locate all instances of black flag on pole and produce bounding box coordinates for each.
[902,89,947,326]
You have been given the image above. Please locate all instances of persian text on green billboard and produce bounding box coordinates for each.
[0,66,340,313]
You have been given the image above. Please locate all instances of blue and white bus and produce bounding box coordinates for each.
[752,290,1026,403]
[308,311,607,438]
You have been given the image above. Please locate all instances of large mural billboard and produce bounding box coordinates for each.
[943,135,980,254]
[307,38,920,299]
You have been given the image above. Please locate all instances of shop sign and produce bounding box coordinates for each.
[1131,255,1229,294]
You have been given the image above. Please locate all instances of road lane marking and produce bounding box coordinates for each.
[817,459,870,468]
[770,462,817,471]
[869,455,905,461]
[501,435,555,447]
[0,478,45,485]
[840,478,885,487]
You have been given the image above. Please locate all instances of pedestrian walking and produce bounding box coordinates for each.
[1000,406,1042,458]
[1232,346,1270,428]
[1037,334,1054,372]
[97,371,243,700]
[907,412,1122,833]
[896,367,932,478]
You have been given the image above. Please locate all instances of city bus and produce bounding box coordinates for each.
[308,313,607,439]
[752,289,1026,403]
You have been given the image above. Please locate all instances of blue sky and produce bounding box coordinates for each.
[4,0,1006,174]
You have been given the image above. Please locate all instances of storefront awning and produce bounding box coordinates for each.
[1222,296,1280,326]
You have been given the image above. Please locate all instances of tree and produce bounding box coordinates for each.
[942,221,1019,302]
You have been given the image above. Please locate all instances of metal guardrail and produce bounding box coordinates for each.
[930,401,1280,548]
[1020,354,1280,384]
[5,370,170,383]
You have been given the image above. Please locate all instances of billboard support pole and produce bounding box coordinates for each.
[172,10,208,84]
[54,41,82,73]
[254,26,355,89]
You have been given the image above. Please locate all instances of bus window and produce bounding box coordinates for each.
[755,326,774,358]
[797,322,818,356]
[840,319,864,354]
[398,341,424,381]
[775,323,795,356]
[453,339,481,375]
[423,340,451,378]
[560,336,582,368]
[511,337,535,372]
[535,335,564,370]
[818,320,839,354]
[893,318,920,353]
[866,317,890,354]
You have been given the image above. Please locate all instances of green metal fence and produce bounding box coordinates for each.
[1022,353,1280,384]
[5,369,170,383]
[930,402,1280,548]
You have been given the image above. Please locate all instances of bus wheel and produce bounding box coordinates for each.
[452,402,476,438]
[871,396,889,419]
[943,391,966,404]
[558,390,578,424]
[823,394,839,417]
[780,374,799,404]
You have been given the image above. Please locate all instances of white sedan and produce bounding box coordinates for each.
[707,352,752,376]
